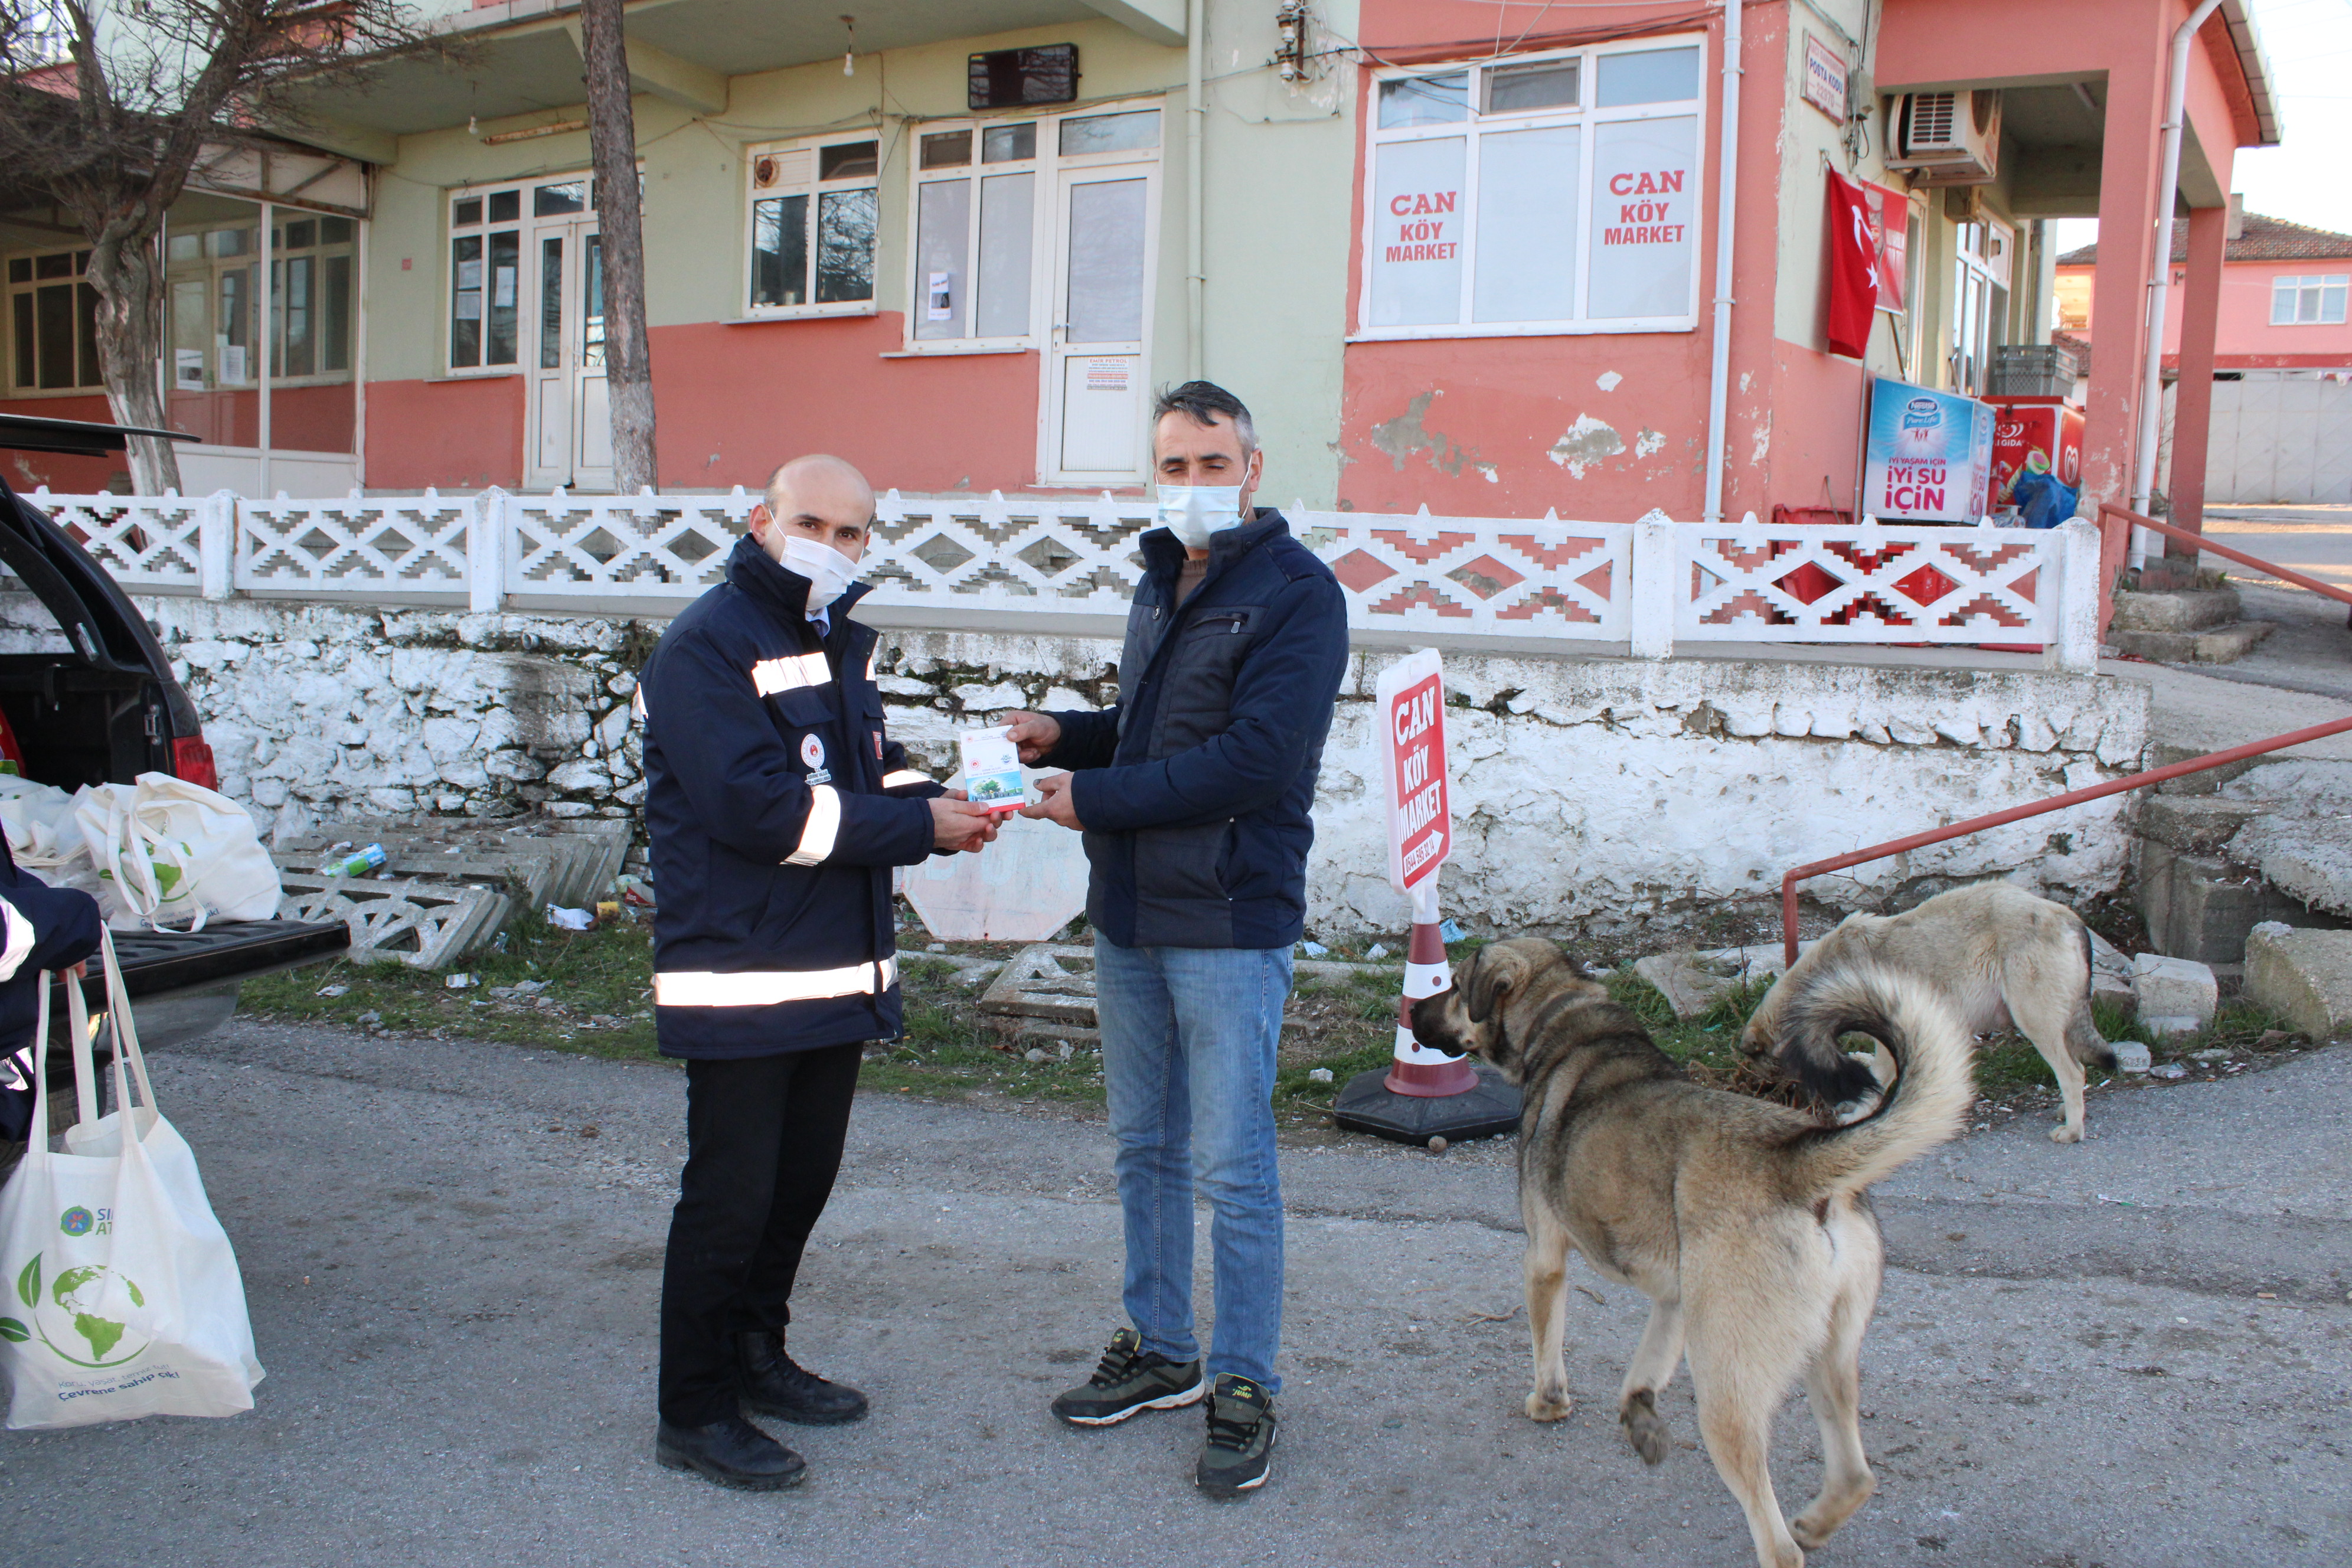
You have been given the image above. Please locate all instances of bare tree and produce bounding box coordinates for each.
[577,0,655,494]
[0,0,451,491]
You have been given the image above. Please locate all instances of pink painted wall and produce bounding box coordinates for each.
[648,315,1039,494]
[0,392,119,492]
[365,311,1040,494]
[365,374,526,491]
[1336,1,1792,522]
[2060,258,2352,367]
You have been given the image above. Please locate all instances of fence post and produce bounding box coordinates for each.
[1628,509,1676,659]
[470,487,507,614]
[200,491,236,600]
[2050,518,2101,675]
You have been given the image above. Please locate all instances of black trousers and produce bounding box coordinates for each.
[658,1043,862,1427]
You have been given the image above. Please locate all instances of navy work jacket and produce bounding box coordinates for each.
[640,536,943,1059]
[1043,509,1348,950]
[0,836,104,1144]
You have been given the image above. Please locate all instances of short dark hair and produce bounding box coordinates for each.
[1151,380,1257,455]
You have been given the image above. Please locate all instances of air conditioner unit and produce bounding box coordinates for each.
[1887,89,2001,184]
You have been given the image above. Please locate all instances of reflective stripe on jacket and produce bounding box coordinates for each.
[641,535,943,1059]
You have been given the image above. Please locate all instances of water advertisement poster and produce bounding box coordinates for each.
[1862,377,1995,522]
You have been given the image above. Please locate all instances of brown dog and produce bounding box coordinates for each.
[1740,882,2115,1143]
[1412,939,1974,1568]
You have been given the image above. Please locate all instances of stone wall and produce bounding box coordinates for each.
[0,592,2152,940]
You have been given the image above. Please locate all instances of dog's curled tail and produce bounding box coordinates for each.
[1781,962,1975,1197]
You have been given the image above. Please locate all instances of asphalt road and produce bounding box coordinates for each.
[2203,507,2352,592]
[2,1020,2347,1568]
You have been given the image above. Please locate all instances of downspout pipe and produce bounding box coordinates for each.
[1701,0,1742,524]
[2130,0,2226,520]
[1186,0,1205,381]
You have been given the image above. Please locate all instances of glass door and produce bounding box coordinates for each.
[523,178,610,490]
[1041,111,1159,483]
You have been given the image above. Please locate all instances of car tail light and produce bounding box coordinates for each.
[171,735,219,791]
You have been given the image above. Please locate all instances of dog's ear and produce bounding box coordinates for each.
[1465,944,1531,1024]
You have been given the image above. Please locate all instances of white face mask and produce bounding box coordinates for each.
[778,533,860,611]
[1153,484,1244,550]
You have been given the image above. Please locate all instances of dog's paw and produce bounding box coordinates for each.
[1619,1390,1671,1465]
[2048,1121,2083,1145]
[1524,1387,1573,1423]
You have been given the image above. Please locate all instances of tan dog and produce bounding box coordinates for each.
[1741,882,2115,1143]
[1411,939,1973,1568]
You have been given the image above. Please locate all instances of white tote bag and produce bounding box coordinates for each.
[73,773,282,932]
[0,934,264,1427]
[0,776,99,894]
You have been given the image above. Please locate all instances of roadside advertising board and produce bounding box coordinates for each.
[1863,376,1997,522]
[1378,649,1451,896]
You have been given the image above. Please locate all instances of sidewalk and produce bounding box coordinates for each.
[0,1021,2344,1567]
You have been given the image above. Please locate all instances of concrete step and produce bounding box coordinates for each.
[2107,619,2276,664]
[2110,585,2242,634]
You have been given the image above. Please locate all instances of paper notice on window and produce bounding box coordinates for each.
[454,292,482,320]
[926,270,954,321]
[174,349,205,390]
[1083,357,1129,394]
[217,345,247,383]
[457,259,483,291]
[494,266,515,308]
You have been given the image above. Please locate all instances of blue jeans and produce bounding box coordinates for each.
[1093,935,1291,1393]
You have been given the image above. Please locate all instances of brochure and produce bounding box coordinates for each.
[958,728,1029,814]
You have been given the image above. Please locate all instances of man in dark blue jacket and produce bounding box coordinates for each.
[1007,382,1347,1498]
[641,453,998,1491]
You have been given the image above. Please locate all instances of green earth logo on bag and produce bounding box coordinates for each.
[0,1253,153,1368]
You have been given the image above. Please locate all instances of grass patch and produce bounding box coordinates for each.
[239,914,664,1062]
[241,919,2313,1124]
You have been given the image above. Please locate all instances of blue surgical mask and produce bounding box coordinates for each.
[1153,484,1244,550]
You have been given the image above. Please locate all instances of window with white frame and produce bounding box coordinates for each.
[2271,274,2348,326]
[902,107,1162,349]
[909,121,1040,343]
[5,247,102,394]
[1359,39,1705,337]
[164,215,356,391]
[744,137,880,316]
[448,185,527,371]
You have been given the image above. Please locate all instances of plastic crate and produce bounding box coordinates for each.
[1987,344,2080,398]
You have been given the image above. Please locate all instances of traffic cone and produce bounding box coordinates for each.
[1331,877,1521,1145]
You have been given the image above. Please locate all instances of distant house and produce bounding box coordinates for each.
[2057,209,2352,373]
[2058,210,2350,504]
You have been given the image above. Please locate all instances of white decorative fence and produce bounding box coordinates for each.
[14,487,2102,671]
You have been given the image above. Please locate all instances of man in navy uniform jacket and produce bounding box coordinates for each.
[0,837,104,1152]
[640,453,998,1489]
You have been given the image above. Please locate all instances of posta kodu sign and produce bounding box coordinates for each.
[1378,649,1451,894]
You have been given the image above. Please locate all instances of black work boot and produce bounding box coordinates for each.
[655,1415,808,1491]
[738,1329,870,1425]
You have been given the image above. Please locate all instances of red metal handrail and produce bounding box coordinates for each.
[2099,501,2352,608]
[1781,505,2351,966]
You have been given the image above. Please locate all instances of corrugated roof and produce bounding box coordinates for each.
[2057,211,2352,267]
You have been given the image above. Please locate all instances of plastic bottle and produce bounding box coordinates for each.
[319,842,387,878]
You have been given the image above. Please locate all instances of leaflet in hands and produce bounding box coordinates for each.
[958,728,1030,814]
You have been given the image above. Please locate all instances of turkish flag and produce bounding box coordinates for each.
[1825,170,1880,360]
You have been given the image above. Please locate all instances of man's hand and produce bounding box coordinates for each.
[930,796,1001,853]
[1002,711,1061,766]
[1019,772,1083,830]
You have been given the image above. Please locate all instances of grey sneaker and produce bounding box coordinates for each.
[1194,1374,1277,1497]
[1050,1328,1206,1426]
